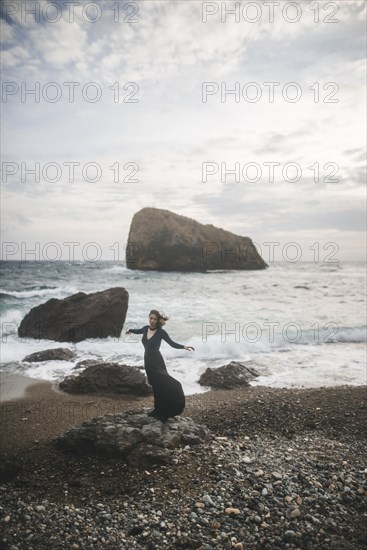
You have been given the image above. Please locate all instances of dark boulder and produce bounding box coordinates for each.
[199,361,260,389]
[126,208,267,271]
[56,411,213,468]
[59,362,152,396]
[23,348,77,363]
[18,287,128,343]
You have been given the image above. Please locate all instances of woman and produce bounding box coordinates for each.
[126,310,194,422]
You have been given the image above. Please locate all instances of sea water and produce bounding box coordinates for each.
[0,261,366,395]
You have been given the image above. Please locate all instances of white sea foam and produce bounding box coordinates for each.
[325,326,367,343]
[250,343,367,389]
[1,261,366,394]
[101,265,129,274]
[0,286,78,299]
[3,333,365,396]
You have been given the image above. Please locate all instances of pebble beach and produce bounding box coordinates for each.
[0,379,366,549]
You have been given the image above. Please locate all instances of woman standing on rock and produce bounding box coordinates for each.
[126,310,194,422]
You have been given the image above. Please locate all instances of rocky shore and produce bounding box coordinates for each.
[0,383,366,549]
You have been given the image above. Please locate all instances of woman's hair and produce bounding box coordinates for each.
[149,309,169,327]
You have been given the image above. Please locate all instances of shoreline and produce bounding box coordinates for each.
[1,370,366,402]
[0,373,52,402]
[0,377,366,452]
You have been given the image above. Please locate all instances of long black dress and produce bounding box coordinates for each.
[129,325,186,418]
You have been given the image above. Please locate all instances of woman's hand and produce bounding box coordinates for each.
[126,330,131,335]
[184,345,195,351]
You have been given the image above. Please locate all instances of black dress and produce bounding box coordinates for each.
[129,325,186,418]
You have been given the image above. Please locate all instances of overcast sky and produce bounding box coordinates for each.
[1,0,366,262]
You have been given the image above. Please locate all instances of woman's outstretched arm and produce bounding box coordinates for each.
[126,327,145,334]
[161,329,194,351]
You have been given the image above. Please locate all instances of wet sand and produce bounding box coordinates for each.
[0,378,366,450]
[0,373,51,402]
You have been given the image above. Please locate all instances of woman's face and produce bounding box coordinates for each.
[149,314,158,328]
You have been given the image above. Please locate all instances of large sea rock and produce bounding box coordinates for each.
[56,411,213,468]
[59,362,151,396]
[199,361,260,389]
[126,208,267,271]
[18,288,128,343]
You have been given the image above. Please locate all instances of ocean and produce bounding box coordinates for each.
[0,260,366,396]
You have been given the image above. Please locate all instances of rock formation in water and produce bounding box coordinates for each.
[18,288,128,343]
[199,361,260,389]
[23,348,77,362]
[126,208,267,271]
[59,362,151,396]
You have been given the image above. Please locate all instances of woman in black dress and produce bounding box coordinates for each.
[126,310,194,422]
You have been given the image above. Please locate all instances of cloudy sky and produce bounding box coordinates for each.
[1,0,366,261]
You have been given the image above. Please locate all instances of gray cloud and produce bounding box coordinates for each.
[1,0,365,260]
